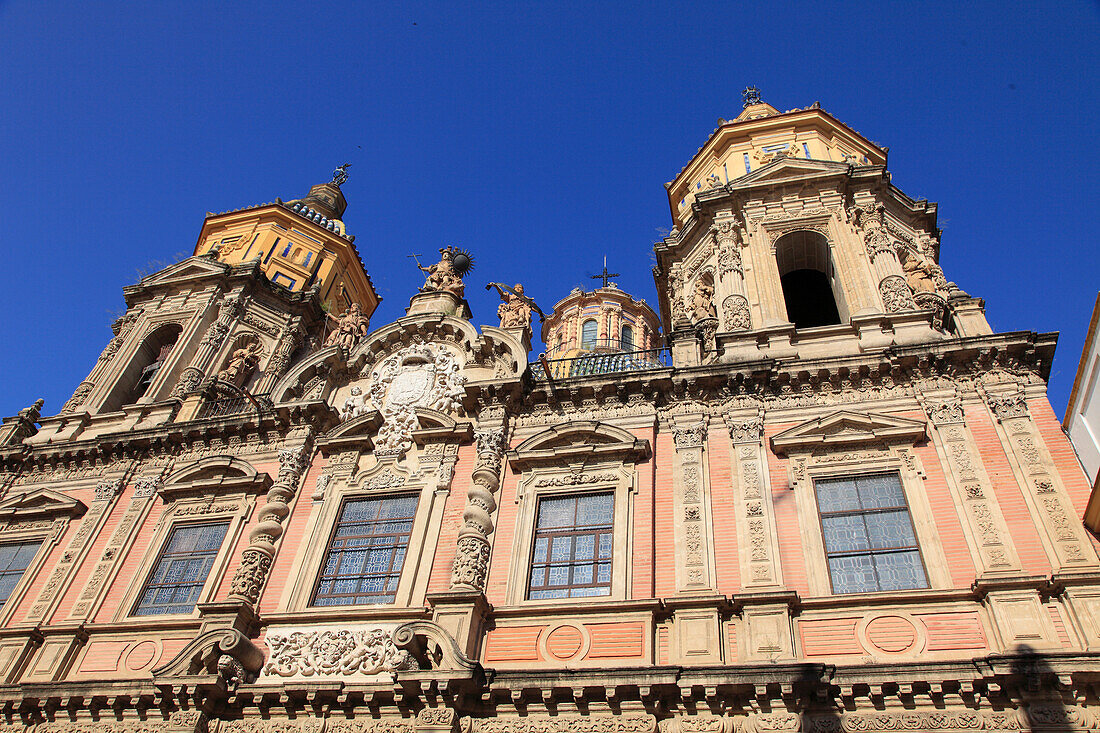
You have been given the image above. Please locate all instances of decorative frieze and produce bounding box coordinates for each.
[262,626,418,678]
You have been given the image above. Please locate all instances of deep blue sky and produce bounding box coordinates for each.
[2,2,1098,419]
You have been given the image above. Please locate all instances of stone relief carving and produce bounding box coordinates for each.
[451,428,505,591]
[218,336,264,388]
[879,275,915,313]
[691,279,717,322]
[62,381,95,414]
[325,303,370,353]
[471,716,655,733]
[263,628,419,677]
[722,295,751,331]
[987,393,1028,421]
[368,342,466,456]
[340,385,369,422]
[534,471,619,487]
[673,422,707,449]
[925,399,965,426]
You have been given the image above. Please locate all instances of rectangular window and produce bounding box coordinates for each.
[313,494,419,606]
[814,473,928,594]
[0,541,40,606]
[264,238,280,264]
[528,493,613,599]
[803,142,811,159]
[133,522,228,616]
[743,153,751,173]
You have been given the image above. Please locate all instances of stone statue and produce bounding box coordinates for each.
[418,247,465,297]
[219,341,263,387]
[903,253,937,294]
[325,303,370,352]
[692,280,717,321]
[487,282,537,331]
[340,385,369,422]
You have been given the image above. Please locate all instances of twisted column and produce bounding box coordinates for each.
[229,447,306,604]
[450,428,505,591]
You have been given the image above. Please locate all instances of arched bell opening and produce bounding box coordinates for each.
[103,323,183,411]
[776,230,844,329]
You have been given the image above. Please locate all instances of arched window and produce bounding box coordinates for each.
[581,319,598,349]
[775,231,842,329]
[292,247,302,262]
[103,324,182,410]
[620,324,634,351]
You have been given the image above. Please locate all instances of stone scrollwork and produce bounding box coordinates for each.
[727,413,764,444]
[470,715,656,733]
[62,381,95,414]
[673,422,707,449]
[369,342,466,456]
[879,275,915,313]
[925,399,965,426]
[987,393,1029,422]
[722,295,751,331]
[171,366,205,398]
[262,627,419,678]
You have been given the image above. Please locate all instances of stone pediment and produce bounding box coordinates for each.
[317,410,383,454]
[770,410,926,454]
[508,421,651,470]
[134,256,229,288]
[731,157,852,188]
[0,488,86,521]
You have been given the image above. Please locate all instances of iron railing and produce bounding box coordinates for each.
[196,391,266,420]
[530,347,670,381]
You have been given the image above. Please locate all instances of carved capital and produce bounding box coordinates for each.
[987,393,1029,421]
[925,399,965,426]
[673,421,707,449]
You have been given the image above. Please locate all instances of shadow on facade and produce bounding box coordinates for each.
[1009,643,1075,732]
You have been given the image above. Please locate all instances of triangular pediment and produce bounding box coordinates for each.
[770,410,927,454]
[0,488,86,520]
[733,157,852,188]
[136,256,230,288]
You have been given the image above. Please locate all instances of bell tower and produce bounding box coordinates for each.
[194,165,380,319]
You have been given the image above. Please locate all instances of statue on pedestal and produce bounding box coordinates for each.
[325,303,370,352]
[903,253,937,294]
[487,282,544,331]
[219,341,263,388]
[418,246,472,297]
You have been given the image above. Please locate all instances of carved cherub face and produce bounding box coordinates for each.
[349,385,362,396]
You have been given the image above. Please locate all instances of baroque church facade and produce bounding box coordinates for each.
[0,91,1097,733]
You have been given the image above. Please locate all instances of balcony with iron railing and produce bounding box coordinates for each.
[530,345,671,381]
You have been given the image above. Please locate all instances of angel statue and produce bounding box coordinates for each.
[325,302,370,353]
[902,253,937,294]
[486,282,546,331]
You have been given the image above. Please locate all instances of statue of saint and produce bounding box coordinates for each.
[325,303,370,352]
[692,280,717,321]
[219,341,263,387]
[903,254,937,294]
[489,283,533,330]
[340,385,369,422]
[419,247,466,297]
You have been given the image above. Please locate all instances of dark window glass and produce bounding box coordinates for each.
[780,269,841,329]
[528,493,613,600]
[581,320,598,349]
[0,541,40,606]
[814,474,927,594]
[313,494,418,606]
[620,325,634,351]
[133,522,228,616]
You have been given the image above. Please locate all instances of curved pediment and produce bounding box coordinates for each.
[317,410,383,454]
[770,410,927,455]
[161,456,271,498]
[509,421,651,470]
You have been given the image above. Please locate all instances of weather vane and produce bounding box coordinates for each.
[742,85,761,108]
[332,163,351,186]
[589,256,620,288]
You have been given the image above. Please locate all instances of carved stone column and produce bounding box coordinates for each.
[859,204,915,314]
[450,427,505,591]
[252,317,302,395]
[984,391,1098,570]
[228,446,306,605]
[671,419,715,592]
[61,307,144,413]
[715,219,752,332]
[922,398,1022,575]
[171,290,245,398]
[726,409,782,588]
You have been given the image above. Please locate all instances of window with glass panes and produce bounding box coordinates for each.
[814,473,928,594]
[313,494,418,606]
[0,541,40,606]
[133,522,228,616]
[528,493,613,599]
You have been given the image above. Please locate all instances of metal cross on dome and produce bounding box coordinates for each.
[590,256,620,288]
[742,85,762,108]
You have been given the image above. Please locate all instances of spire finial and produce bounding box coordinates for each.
[332,163,351,186]
[589,256,620,289]
[742,85,762,108]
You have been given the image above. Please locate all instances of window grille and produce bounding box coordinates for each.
[814,473,928,594]
[133,522,228,616]
[0,541,40,606]
[313,494,419,606]
[528,493,613,599]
